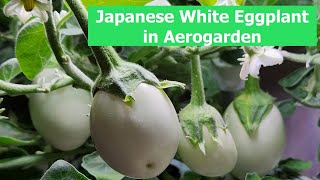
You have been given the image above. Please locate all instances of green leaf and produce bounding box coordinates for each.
[0,119,40,146]
[152,60,191,84]
[201,60,220,99]
[279,66,320,107]
[279,67,313,88]
[81,152,124,180]
[275,99,297,119]
[128,46,160,64]
[41,160,89,180]
[0,58,21,81]
[60,23,83,36]
[245,173,261,180]
[0,154,45,170]
[261,177,279,180]
[279,158,312,172]
[197,0,217,6]
[263,0,279,5]
[16,18,52,80]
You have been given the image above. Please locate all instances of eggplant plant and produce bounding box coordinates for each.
[0,0,318,179]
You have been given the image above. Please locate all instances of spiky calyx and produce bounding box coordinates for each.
[179,103,227,155]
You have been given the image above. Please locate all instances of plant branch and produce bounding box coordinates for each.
[281,51,320,65]
[65,0,123,74]
[56,11,74,29]
[0,147,93,169]
[190,54,206,106]
[44,9,93,91]
[198,46,224,55]
[0,77,74,96]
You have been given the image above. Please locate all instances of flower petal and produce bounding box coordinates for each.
[17,7,32,23]
[35,1,51,11]
[37,0,49,4]
[53,11,60,24]
[3,0,22,16]
[248,57,262,78]
[259,48,284,67]
[239,57,250,80]
[32,6,48,22]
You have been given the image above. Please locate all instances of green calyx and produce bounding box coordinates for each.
[93,60,158,98]
[179,102,227,155]
[92,46,185,100]
[233,76,274,136]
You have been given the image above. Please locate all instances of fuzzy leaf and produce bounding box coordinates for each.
[0,58,21,81]
[128,46,160,63]
[245,173,261,180]
[279,158,312,172]
[0,154,45,170]
[60,23,83,36]
[279,66,320,107]
[279,67,313,88]
[0,119,40,146]
[82,152,124,180]
[276,99,297,119]
[16,18,52,80]
[41,160,89,180]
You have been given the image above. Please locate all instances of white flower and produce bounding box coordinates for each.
[53,10,68,25]
[238,47,284,80]
[3,0,50,23]
[215,0,238,6]
[145,0,171,6]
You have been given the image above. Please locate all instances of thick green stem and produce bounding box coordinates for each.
[0,147,93,169]
[65,0,122,74]
[90,46,121,74]
[44,10,93,91]
[245,76,260,93]
[0,77,73,95]
[190,54,206,106]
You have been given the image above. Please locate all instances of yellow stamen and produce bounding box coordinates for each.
[22,0,36,12]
